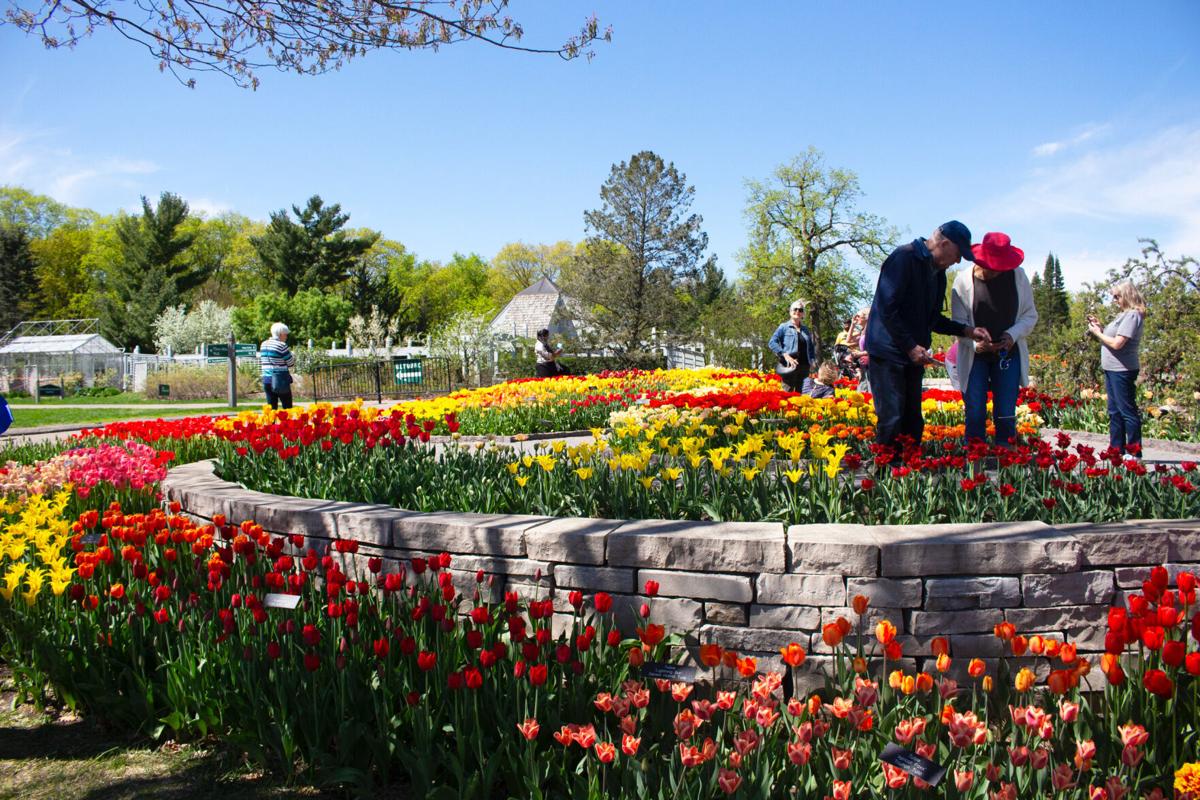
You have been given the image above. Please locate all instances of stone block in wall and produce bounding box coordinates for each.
[924,577,1021,611]
[554,565,635,594]
[1004,604,1107,632]
[700,624,811,657]
[756,574,845,606]
[786,524,879,576]
[393,511,547,556]
[910,609,1004,635]
[705,602,748,626]
[807,632,918,656]
[638,569,753,603]
[875,522,1081,576]
[336,505,413,548]
[254,498,349,540]
[441,554,551,581]
[820,605,903,635]
[607,519,786,573]
[181,487,266,522]
[1056,522,1171,567]
[1064,623,1108,652]
[1165,526,1200,562]
[1022,571,1115,608]
[749,604,821,630]
[1115,562,1198,589]
[602,595,702,635]
[846,577,922,608]
[526,517,621,565]
[946,634,1007,658]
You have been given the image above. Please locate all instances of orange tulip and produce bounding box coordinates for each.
[699,644,722,668]
[1047,670,1071,695]
[936,653,952,673]
[780,642,806,668]
[1028,635,1045,655]
[993,621,1016,641]
[736,656,757,677]
[1014,667,1037,692]
[888,669,904,690]
[1059,643,1077,664]
[852,594,870,615]
[807,694,823,717]
[628,647,645,667]
[1044,638,1061,658]
[722,650,739,669]
[835,616,852,637]
[875,620,897,645]
[968,658,986,678]
[982,676,994,692]
[1010,635,1029,656]
[901,675,917,696]
[930,636,950,657]
[822,622,845,647]
[852,656,868,674]
[915,672,934,693]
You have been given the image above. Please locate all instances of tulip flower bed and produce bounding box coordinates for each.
[1,490,1198,797]
[213,399,1198,524]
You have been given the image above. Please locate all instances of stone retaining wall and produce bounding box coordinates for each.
[165,460,1200,691]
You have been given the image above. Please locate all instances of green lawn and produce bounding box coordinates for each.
[7,406,235,429]
[5,392,216,405]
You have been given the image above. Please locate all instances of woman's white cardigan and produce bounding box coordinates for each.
[950,267,1039,387]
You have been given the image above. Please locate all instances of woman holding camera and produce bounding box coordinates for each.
[1088,280,1146,455]
[950,232,1038,447]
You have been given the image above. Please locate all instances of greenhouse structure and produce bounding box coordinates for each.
[0,319,125,393]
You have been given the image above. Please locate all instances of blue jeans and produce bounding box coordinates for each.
[870,358,925,455]
[1104,369,1141,453]
[263,378,293,410]
[964,355,1021,445]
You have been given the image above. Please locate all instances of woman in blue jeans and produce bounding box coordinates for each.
[1088,280,1146,455]
[950,232,1038,446]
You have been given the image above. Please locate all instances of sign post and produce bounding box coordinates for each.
[226,331,237,409]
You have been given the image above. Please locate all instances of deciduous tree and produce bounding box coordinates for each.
[740,148,898,353]
[3,1,609,88]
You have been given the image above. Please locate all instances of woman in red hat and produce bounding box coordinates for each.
[950,232,1039,446]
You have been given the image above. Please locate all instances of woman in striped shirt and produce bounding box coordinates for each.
[260,322,296,409]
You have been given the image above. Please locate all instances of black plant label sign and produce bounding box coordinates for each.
[879,743,947,786]
[641,662,699,683]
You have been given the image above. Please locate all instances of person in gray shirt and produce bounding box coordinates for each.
[1087,280,1147,456]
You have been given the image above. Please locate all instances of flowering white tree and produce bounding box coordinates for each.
[152,301,233,354]
[429,310,502,387]
[348,306,398,357]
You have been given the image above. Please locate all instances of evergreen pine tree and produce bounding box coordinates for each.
[252,195,379,296]
[0,225,38,333]
[102,192,209,350]
[1050,254,1070,320]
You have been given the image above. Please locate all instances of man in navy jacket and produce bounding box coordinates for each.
[865,221,991,457]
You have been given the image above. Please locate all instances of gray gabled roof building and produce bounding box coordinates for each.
[489,277,581,340]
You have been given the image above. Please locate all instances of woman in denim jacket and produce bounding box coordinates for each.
[768,299,819,392]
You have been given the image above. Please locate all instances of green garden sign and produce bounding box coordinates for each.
[207,343,258,358]
[393,358,423,385]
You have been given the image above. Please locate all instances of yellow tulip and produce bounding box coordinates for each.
[514,475,530,488]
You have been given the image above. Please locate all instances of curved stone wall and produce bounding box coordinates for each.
[165,460,1200,691]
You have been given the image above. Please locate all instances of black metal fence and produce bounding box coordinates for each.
[308,357,453,403]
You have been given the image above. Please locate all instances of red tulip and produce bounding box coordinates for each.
[1162,639,1185,667]
[1142,668,1173,698]
[417,651,437,671]
[528,664,549,686]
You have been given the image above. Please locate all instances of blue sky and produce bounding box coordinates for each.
[2,1,1198,289]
